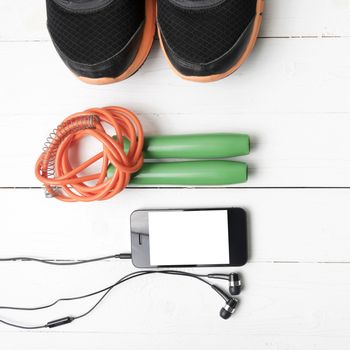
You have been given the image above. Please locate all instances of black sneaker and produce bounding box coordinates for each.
[157,0,264,82]
[46,0,156,84]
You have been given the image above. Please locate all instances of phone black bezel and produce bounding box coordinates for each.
[130,208,248,268]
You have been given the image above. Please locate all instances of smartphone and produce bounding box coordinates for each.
[130,208,247,268]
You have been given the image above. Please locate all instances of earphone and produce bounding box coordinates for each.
[208,273,242,295]
[0,254,243,329]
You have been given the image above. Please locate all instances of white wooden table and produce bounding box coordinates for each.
[1,1,350,348]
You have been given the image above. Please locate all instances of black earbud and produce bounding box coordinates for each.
[211,285,239,320]
[220,298,239,320]
[228,273,241,296]
[208,273,242,295]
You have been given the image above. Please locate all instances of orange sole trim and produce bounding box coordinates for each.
[158,0,264,83]
[78,0,156,85]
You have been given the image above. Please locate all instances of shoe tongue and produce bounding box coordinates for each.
[169,0,225,9]
[53,0,113,11]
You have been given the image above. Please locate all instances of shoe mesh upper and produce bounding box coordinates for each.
[46,0,145,65]
[158,0,257,64]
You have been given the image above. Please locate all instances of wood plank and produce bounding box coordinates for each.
[262,0,350,37]
[0,262,349,350]
[1,38,349,116]
[1,0,350,41]
[0,188,349,262]
[0,0,47,41]
[1,111,350,187]
[1,38,350,187]
[1,0,349,348]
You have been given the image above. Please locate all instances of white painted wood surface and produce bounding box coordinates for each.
[0,1,350,349]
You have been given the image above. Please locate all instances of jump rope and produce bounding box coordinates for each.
[1,106,248,328]
[34,106,250,202]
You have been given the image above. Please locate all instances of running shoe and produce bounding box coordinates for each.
[157,0,264,82]
[46,0,156,84]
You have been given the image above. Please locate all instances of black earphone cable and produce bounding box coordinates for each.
[0,270,221,330]
[0,270,211,312]
[0,319,47,330]
[0,253,132,266]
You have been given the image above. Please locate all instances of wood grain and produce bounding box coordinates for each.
[0,38,350,187]
[0,262,349,350]
[1,0,350,348]
[1,39,350,116]
[0,188,349,262]
[1,110,350,187]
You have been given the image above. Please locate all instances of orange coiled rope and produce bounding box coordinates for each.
[35,106,144,202]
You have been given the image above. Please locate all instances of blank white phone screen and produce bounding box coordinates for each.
[148,210,230,266]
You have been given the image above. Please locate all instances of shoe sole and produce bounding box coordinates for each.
[158,0,264,83]
[78,0,157,85]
